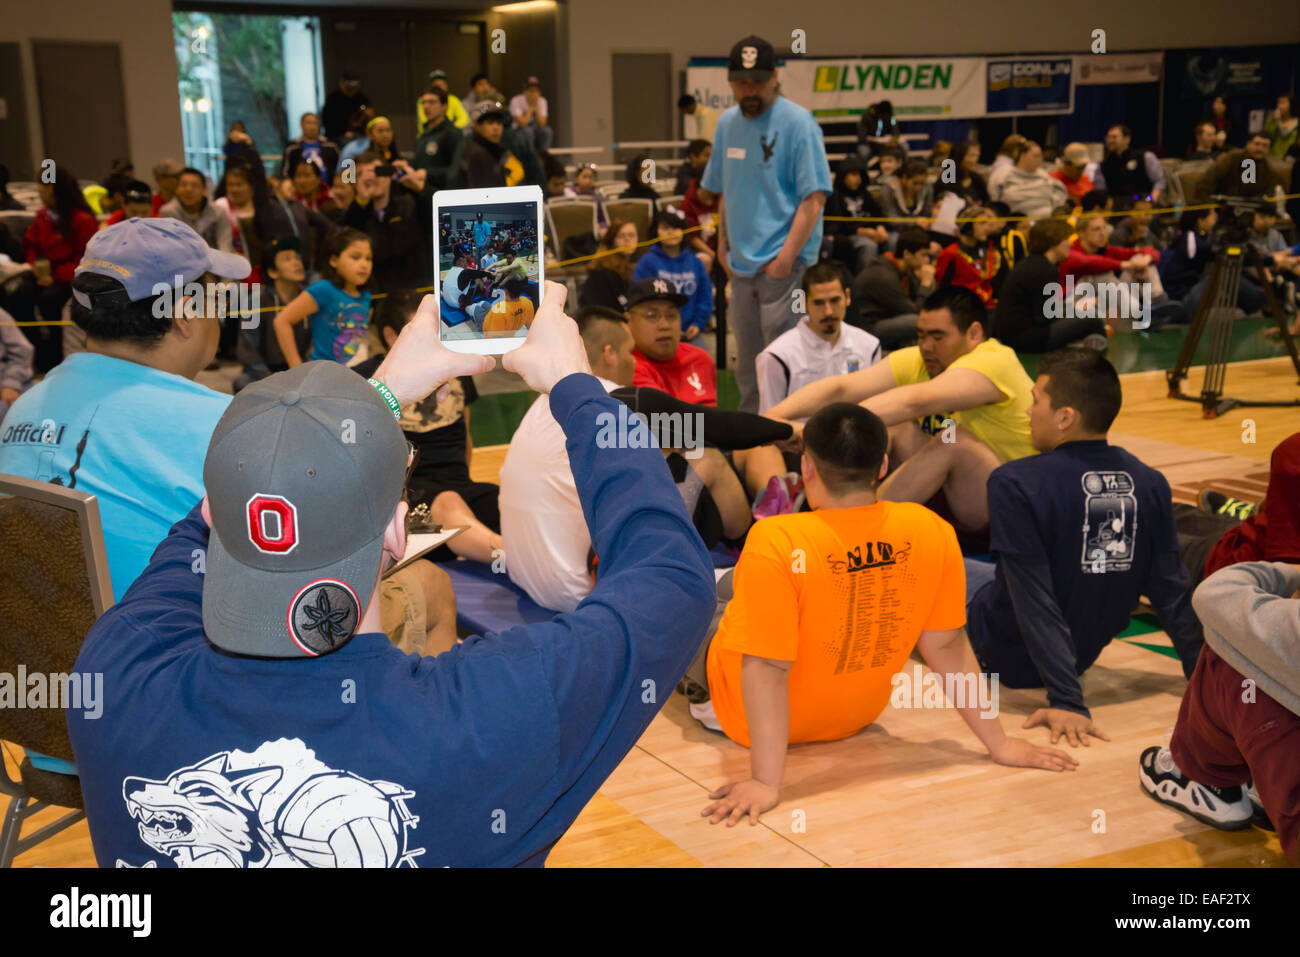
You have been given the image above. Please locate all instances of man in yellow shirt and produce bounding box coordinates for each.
[766,286,1035,532]
[418,69,469,131]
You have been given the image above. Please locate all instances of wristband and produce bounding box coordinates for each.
[368,377,402,420]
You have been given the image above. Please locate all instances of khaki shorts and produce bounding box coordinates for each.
[380,566,428,656]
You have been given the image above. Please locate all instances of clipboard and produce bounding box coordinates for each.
[384,526,467,577]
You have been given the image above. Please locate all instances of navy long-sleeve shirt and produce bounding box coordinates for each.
[968,440,1202,716]
[66,373,716,868]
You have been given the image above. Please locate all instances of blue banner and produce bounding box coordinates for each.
[985,57,1074,115]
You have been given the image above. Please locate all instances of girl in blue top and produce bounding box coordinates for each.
[274,227,374,366]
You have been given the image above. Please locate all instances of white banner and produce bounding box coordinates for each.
[1074,52,1163,85]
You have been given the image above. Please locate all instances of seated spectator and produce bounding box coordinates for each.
[618,152,661,218]
[461,71,500,116]
[756,262,881,414]
[626,278,715,405]
[993,218,1107,353]
[325,170,355,226]
[150,159,182,216]
[579,219,639,312]
[274,226,373,366]
[683,402,1074,824]
[856,98,901,161]
[0,307,35,419]
[1188,121,1223,161]
[934,207,1008,308]
[1160,206,1219,304]
[632,208,712,341]
[353,289,502,566]
[341,115,426,194]
[878,159,934,238]
[934,141,989,206]
[413,88,465,192]
[849,227,935,350]
[991,202,1029,271]
[987,140,1066,220]
[500,303,784,612]
[1204,94,1237,151]
[282,111,340,182]
[65,284,716,868]
[825,155,888,274]
[234,236,309,392]
[991,134,1027,174]
[23,165,96,372]
[1262,93,1298,158]
[343,153,428,294]
[99,179,154,229]
[675,139,712,196]
[1245,205,1299,299]
[160,166,232,252]
[1140,561,1298,862]
[542,151,568,198]
[871,146,906,183]
[222,120,258,166]
[509,76,553,154]
[1062,214,1185,330]
[1181,205,1270,320]
[564,162,607,229]
[420,69,469,131]
[679,177,719,268]
[1094,125,1166,203]
[930,140,952,169]
[1110,196,1168,250]
[767,287,1035,533]
[1050,143,1095,204]
[968,350,1202,747]
[462,101,526,189]
[286,156,333,213]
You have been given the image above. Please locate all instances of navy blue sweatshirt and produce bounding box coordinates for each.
[66,374,716,868]
[1159,229,1216,301]
[968,440,1202,716]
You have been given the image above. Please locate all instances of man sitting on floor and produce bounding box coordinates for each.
[627,278,717,405]
[1139,561,1298,864]
[680,402,1076,826]
[966,349,1203,747]
[756,261,882,415]
[766,286,1035,534]
[500,305,787,612]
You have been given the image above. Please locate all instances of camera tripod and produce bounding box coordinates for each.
[1166,244,1300,417]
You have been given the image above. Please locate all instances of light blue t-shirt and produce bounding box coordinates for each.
[0,353,231,605]
[306,279,371,363]
[699,96,832,277]
[472,220,492,249]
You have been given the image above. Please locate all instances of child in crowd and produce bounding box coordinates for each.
[234,237,310,392]
[1159,206,1218,304]
[632,208,713,340]
[565,162,607,230]
[1110,196,1168,250]
[825,155,889,274]
[674,139,713,195]
[272,227,373,366]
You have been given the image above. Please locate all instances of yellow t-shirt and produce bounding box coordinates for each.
[707,502,967,747]
[887,339,1036,462]
[482,296,535,338]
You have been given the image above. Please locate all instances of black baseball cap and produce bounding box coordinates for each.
[201,362,407,658]
[728,36,776,82]
[626,277,689,309]
[472,99,508,124]
[123,180,152,204]
[656,206,687,230]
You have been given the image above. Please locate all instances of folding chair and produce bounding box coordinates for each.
[604,198,654,242]
[0,474,113,867]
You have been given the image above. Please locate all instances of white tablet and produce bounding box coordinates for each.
[432,185,544,355]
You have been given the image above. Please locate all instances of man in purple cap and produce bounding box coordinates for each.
[509,75,552,154]
[699,35,832,413]
[66,283,718,867]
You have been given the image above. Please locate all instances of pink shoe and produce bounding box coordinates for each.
[752,475,791,520]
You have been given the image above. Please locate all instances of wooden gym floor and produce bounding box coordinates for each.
[6,357,1296,868]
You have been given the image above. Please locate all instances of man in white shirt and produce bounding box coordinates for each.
[509,76,552,153]
[678,94,719,143]
[756,262,882,415]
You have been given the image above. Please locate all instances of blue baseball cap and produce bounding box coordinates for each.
[74,216,250,304]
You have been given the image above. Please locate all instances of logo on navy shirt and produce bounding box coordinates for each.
[1080,470,1138,573]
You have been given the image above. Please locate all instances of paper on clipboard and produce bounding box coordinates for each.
[384,526,467,576]
[931,192,967,238]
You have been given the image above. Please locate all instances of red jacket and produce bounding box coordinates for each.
[633,342,717,406]
[935,239,1003,307]
[24,207,98,284]
[1050,169,1093,202]
[1060,239,1160,284]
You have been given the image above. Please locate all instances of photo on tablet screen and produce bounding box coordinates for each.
[436,201,540,341]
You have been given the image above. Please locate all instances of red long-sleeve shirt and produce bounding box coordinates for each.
[24,208,98,284]
[1060,239,1160,284]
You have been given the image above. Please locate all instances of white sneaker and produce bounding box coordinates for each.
[1139,746,1252,830]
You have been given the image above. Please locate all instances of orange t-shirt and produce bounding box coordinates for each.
[482,296,535,338]
[707,501,967,747]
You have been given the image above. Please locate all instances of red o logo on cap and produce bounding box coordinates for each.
[246,494,299,554]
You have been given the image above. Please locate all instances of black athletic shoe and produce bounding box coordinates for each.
[1198,489,1257,521]
[1243,779,1276,832]
[1138,746,1253,830]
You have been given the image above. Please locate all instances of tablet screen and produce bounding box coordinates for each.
[436,201,541,341]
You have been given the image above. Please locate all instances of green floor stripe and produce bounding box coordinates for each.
[1118,612,1162,638]
[1123,637,1181,660]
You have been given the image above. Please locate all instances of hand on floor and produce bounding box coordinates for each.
[702,778,779,826]
[1023,708,1111,748]
[989,736,1078,772]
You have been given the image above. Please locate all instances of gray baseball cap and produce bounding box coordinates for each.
[75,216,250,306]
[201,361,408,658]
